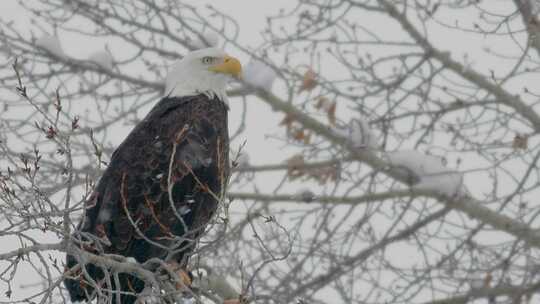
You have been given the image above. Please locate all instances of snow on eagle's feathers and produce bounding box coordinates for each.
[64,48,242,303]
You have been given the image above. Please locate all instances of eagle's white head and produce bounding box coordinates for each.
[165,48,242,102]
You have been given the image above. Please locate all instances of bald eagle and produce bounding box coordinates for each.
[64,48,242,303]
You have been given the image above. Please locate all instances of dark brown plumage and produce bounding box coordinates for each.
[64,94,229,303]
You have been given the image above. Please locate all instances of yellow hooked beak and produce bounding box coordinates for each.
[208,55,242,79]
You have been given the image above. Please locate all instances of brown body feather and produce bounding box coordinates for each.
[65,94,229,303]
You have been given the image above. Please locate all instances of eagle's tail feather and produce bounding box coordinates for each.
[63,254,144,303]
[64,253,97,302]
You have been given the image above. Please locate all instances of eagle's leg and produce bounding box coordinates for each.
[166,261,192,290]
[165,262,243,304]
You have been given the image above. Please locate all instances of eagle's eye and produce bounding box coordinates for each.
[201,56,214,65]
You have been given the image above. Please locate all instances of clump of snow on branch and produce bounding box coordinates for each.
[385,151,464,197]
[192,30,219,49]
[88,50,114,70]
[35,34,66,58]
[125,257,137,263]
[180,298,195,304]
[243,59,278,91]
[333,118,378,149]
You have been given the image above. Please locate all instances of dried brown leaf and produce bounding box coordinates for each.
[287,154,305,179]
[512,134,528,150]
[327,101,336,125]
[483,272,492,288]
[315,96,329,109]
[291,128,305,142]
[279,113,295,128]
[308,165,340,184]
[299,69,317,92]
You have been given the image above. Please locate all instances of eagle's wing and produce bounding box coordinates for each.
[79,95,229,262]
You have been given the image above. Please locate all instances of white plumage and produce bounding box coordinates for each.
[165,48,235,101]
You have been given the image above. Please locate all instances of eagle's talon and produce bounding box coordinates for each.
[175,268,192,289]
[166,261,192,290]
